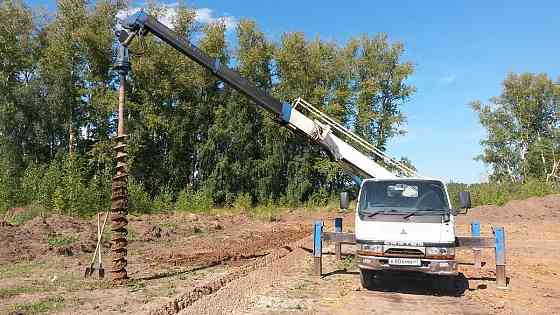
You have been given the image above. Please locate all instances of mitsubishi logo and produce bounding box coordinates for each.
[400,228,407,235]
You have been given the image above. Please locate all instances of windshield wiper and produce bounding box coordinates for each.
[415,208,447,213]
[365,209,406,217]
[403,212,417,220]
[403,209,448,220]
[367,211,381,218]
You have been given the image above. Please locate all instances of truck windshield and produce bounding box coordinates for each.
[358,180,449,214]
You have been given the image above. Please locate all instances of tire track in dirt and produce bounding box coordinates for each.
[183,245,313,315]
[146,224,311,268]
[149,236,312,314]
[176,242,490,315]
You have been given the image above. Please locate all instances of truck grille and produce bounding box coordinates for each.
[384,248,425,258]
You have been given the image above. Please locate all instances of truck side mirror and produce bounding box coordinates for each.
[458,191,472,209]
[340,192,349,210]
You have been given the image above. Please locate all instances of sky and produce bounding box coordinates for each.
[24,0,560,183]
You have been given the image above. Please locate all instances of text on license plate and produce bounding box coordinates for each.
[388,258,421,266]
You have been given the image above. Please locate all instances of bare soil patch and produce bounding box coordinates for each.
[1,196,559,314]
[0,209,331,314]
[177,196,560,315]
[461,194,560,224]
[0,214,98,263]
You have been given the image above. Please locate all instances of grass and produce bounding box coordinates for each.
[0,258,112,301]
[7,179,560,223]
[4,203,46,226]
[0,286,44,299]
[0,276,111,300]
[160,221,178,230]
[47,234,78,247]
[447,179,560,207]
[249,203,283,222]
[0,261,46,279]
[290,279,312,292]
[207,206,243,216]
[8,295,65,314]
[128,228,138,241]
[337,255,355,270]
[287,279,315,299]
[61,273,113,292]
[126,279,146,292]
[145,281,177,298]
[101,229,112,243]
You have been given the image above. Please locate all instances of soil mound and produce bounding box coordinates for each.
[0,211,254,264]
[463,194,560,224]
[0,214,97,263]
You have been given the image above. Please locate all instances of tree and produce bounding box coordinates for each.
[0,0,417,212]
[472,73,560,183]
[39,0,90,155]
[0,0,43,167]
[353,34,415,153]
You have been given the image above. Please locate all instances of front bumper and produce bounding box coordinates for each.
[356,255,458,275]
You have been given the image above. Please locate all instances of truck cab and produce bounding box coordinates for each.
[354,178,460,288]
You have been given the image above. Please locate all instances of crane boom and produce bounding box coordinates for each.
[120,11,415,180]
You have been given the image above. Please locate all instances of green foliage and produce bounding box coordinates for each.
[85,170,112,215]
[447,179,560,207]
[5,202,46,226]
[0,154,18,213]
[250,201,280,221]
[233,192,253,211]
[174,188,191,212]
[52,155,90,216]
[10,295,64,315]
[20,162,45,204]
[472,73,560,183]
[306,187,329,208]
[47,234,78,247]
[128,179,153,214]
[17,155,110,216]
[353,34,415,151]
[39,160,64,209]
[0,1,416,215]
[337,255,355,270]
[153,185,174,212]
[192,191,214,213]
[8,295,65,315]
[175,188,213,213]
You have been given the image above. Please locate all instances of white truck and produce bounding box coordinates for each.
[118,11,471,289]
[354,178,470,289]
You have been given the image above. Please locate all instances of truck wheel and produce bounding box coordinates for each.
[437,276,456,294]
[360,269,375,289]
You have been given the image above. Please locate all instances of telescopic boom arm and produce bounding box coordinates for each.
[120,11,416,181]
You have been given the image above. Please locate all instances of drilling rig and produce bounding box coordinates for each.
[113,11,469,289]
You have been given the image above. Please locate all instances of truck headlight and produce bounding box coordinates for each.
[426,247,455,259]
[357,244,383,256]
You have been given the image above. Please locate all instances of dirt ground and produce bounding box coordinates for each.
[1,196,559,314]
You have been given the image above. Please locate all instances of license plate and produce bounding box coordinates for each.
[388,258,421,266]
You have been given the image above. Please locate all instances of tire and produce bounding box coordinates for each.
[360,269,375,289]
[437,276,457,295]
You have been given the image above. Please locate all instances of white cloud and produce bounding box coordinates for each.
[117,5,237,32]
[439,74,457,84]
[116,7,141,24]
[194,8,237,30]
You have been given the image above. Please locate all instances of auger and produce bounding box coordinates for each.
[110,43,130,283]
